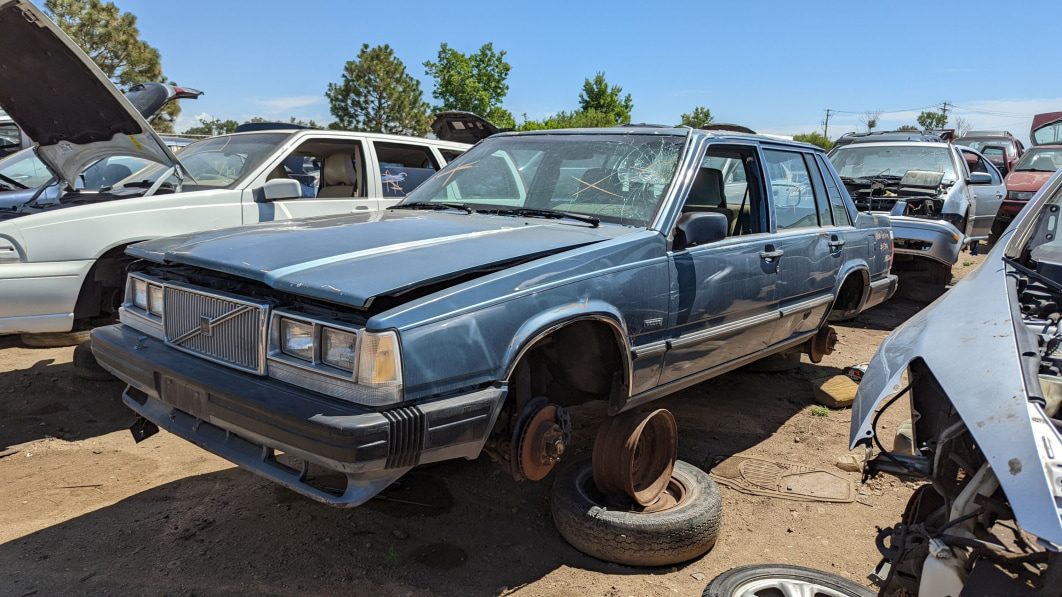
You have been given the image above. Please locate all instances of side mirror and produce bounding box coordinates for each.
[675,211,729,249]
[260,178,301,202]
[968,171,993,185]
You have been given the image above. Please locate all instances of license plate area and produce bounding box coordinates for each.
[159,375,208,417]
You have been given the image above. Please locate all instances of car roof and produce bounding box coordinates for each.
[832,140,953,150]
[192,128,470,150]
[493,126,821,151]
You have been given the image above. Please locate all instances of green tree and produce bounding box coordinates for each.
[792,132,834,150]
[45,0,180,132]
[578,72,633,125]
[917,110,948,130]
[517,109,618,131]
[896,124,920,131]
[182,116,238,137]
[326,44,430,136]
[679,106,713,128]
[423,43,514,129]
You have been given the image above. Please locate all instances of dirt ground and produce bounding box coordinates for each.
[0,255,986,597]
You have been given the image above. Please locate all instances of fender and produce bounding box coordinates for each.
[500,299,633,406]
[833,261,870,311]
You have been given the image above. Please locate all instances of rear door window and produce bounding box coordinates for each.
[373,142,440,197]
[815,155,852,225]
[764,149,819,230]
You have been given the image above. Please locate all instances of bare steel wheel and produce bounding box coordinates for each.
[592,408,678,506]
[703,565,874,597]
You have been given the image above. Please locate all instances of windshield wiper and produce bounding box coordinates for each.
[480,207,600,227]
[388,202,472,214]
[0,173,27,190]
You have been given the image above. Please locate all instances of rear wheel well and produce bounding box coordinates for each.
[828,270,868,321]
[72,244,137,329]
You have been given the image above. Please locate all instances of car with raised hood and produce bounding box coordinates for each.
[91,124,896,565]
[989,114,1062,241]
[0,0,470,339]
[0,82,201,210]
[828,138,1005,298]
[849,169,1062,595]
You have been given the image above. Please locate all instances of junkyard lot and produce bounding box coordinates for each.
[0,256,985,597]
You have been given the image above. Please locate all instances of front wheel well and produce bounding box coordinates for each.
[72,243,139,328]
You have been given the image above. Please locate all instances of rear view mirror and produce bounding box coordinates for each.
[675,211,729,249]
[260,178,301,202]
[968,172,993,185]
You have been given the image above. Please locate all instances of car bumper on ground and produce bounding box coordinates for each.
[886,216,963,265]
[90,323,507,507]
[0,259,93,334]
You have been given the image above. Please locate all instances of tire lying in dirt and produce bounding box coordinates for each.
[551,459,721,567]
[20,330,93,348]
[703,564,875,597]
[72,341,114,381]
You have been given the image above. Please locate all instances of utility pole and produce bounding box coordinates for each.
[940,101,950,123]
[823,109,833,139]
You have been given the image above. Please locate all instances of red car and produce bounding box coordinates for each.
[991,114,1062,238]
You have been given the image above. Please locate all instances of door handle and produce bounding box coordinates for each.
[759,245,784,260]
[995,192,1004,199]
[354,205,370,211]
[828,235,846,249]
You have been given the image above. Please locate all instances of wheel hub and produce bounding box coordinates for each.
[516,403,570,481]
[592,408,678,506]
[808,325,838,363]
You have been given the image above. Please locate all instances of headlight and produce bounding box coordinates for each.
[322,328,356,371]
[1008,190,1034,201]
[280,318,314,361]
[357,331,402,387]
[132,278,148,310]
[0,238,19,264]
[147,284,164,316]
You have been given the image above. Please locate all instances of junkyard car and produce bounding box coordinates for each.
[0,108,29,159]
[850,169,1062,595]
[92,124,896,564]
[828,139,1005,297]
[991,145,1062,240]
[954,129,1025,174]
[0,82,200,210]
[0,0,468,337]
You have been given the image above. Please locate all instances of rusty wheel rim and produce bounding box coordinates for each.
[592,409,678,506]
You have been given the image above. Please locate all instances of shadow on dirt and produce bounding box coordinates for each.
[0,356,851,596]
[0,339,128,449]
[843,296,928,332]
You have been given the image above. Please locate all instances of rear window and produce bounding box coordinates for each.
[374,142,440,197]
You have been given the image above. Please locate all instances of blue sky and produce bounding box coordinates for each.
[120,0,1062,143]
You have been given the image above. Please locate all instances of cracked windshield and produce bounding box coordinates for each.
[403,134,685,226]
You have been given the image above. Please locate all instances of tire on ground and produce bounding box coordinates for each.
[20,330,92,348]
[72,341,114,381]
[703,564,875,597]
[551,459,721,567]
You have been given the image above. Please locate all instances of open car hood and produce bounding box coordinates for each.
[430,111,501,144]
[0,0,183,187]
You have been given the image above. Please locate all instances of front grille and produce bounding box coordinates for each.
[163,285,267,374]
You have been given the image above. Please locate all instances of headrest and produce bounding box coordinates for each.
[323,154,356,186]
[687,167,725,207]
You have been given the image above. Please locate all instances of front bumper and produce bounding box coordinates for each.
[885,215,963,266]
[0,259,93,334]
[91,323,507,506]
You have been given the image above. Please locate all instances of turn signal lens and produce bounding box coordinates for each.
[357,331,401,386]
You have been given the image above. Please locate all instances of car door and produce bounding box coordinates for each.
[371,140,446,208]
[658,143,781,385]
[762,148,838,345]
[248,135,377,222]
[960,147,1005,239]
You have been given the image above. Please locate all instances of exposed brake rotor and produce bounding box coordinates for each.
[514,400,571,481]
[808,325,838,363]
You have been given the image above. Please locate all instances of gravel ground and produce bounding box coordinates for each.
[0,255,985,596]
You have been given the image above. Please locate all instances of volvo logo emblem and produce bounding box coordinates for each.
[169,305,253,345]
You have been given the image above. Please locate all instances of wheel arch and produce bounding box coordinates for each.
[829,262,871,321]
[72,239,151,324]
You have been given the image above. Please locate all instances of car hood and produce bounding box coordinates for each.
[128,210,625,309]
[851,234,1062,547]
[1006,171,1054,193]
[0,0,180,187]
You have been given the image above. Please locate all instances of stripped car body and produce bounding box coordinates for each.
[93,127,896,506]
[851,171,1062,592]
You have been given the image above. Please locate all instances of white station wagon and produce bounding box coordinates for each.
[0,0,469,338]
